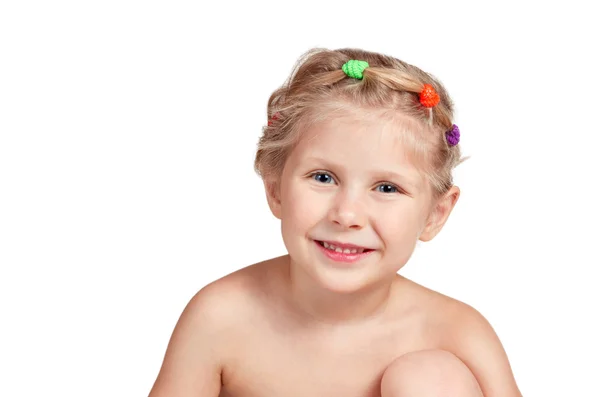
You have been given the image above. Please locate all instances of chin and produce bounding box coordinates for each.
[310,264,384,295]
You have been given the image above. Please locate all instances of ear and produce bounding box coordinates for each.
[419,185,460,242]
[263,178,282,219]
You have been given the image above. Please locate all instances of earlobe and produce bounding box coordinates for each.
[419,186,460,242]
[263,179,282,219]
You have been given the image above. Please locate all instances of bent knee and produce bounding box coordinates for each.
[381,349,482,397]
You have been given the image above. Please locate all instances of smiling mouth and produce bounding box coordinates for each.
[315,240,374,254]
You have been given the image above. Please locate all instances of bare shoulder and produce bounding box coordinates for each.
[403,279,522,396]
[148,257,283,397]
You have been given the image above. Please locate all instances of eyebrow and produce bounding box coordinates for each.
[303,156,421,190]
[373,170,420,190]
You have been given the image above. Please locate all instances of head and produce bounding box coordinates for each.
[254,48,464,293]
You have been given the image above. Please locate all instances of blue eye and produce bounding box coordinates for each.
[312,172,334,184]
[309,172,403,194]
[377,184,400,194]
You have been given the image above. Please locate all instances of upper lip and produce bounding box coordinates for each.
[316,239,373,250]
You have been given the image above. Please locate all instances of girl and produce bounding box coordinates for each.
[149,48,521,397]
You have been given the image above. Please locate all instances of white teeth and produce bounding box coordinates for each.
[321,241,367,254]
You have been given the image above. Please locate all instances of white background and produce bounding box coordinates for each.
[1,1,598,396]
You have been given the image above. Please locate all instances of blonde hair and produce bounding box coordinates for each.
[254,48,464,197]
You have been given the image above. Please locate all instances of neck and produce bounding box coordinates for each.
[283,255,396,327]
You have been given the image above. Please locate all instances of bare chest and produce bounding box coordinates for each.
[219,323,435,397]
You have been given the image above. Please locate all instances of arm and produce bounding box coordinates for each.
[148,286,224,397]
[448,305,522,397]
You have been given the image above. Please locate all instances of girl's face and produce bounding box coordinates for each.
[266,112,458,293]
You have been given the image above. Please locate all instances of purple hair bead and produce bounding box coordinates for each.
[446,124,460,146]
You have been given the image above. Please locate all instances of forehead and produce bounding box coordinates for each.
[289,112,428,188]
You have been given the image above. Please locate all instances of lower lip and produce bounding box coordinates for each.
[314,240,374,263]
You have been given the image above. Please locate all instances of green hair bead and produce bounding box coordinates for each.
[342,60,369,80]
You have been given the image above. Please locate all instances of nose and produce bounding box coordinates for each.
[327,190,367,230]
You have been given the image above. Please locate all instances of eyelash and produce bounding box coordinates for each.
[308,171,404,194]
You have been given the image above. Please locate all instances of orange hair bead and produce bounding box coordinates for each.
[419,84,440,108]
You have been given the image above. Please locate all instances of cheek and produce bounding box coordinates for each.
[281,182,328,233]
[373,203,425,241]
